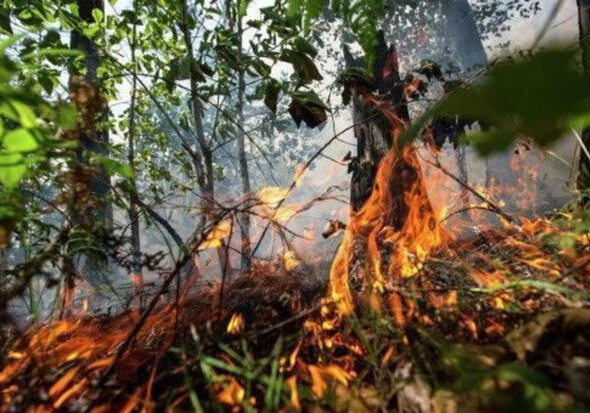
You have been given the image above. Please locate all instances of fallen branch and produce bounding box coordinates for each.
[554,253,590,284]
[246,301,328,340]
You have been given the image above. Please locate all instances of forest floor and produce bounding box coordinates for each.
[1,211,590,412]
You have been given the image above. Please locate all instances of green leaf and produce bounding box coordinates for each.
[98,156,134,179]
[303,0,324,33]
[434,48,590,154]
[291,36,318,58]
[264,78,281,113]
[38,73,54,94]
[3,128,38,152]
[0,100,37,128]
[464,129,514,156]
[0,153,26,188]
[0,4,12,34]
[286,0,301,21]
[288,90,328,128]
[0,34,22,53]
[26,48,84,58]
[92,8,104,23]
[251,59,271,77]
[56,104,78,130]
[280,49,322,85]
[238,0,249,18]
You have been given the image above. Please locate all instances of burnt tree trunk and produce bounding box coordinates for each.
[345,32,431,231]
[345,33,407,212]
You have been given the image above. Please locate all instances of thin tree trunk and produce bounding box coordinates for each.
[179,0,230,272]
[70,0,113,285]
[127,18,142,286]
[441,0,487,72]
[440,0,489,196]
[0,0,11,34]
[577,0,590,196]
[236,5,251,270]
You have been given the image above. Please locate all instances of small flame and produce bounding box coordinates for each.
[217,378,245,406]
[226,313,245,335]
[257,186,289,207]
[198,220,231,250]
[294,163,305,188]
[283,250,300,271]
[130,272,143,288]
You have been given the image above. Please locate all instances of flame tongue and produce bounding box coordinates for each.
[329,106,449,315]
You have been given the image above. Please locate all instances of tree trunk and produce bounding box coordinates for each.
[440,0,491,195]
[346,31,427,231]
[331,32,440,314]
[577,0,590,195]
[127,18,142,286]
[179,0,231,272]
[0,0,12,34]
[440,0,487,72]
[70,0,113,285]
[236,6,251,270]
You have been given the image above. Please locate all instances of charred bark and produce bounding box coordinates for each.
[345,32,433,232]
[345,32,407,214]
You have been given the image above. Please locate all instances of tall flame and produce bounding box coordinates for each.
[328,95,449,315]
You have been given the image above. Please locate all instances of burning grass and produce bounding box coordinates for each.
[1,206,590,411]
[2,93,590,411]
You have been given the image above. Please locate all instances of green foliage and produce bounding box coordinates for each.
[0,37,78,193]
[288,90,329,128]
[407,48,590,154]
[174,333,290,411]
[341,0,384,68]
[263,78,282,113]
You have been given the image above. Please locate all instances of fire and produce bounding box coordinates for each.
[226,313,245,335]
[1,72,581,412]
[294,163,305,187]
[328,99,449,315]
[257,186,289,206]
[0,304,180,408]
[198,219,232,250]
[283,250,300,271]
[217,378,245,406]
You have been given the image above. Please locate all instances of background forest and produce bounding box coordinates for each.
[1,0,590,411]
